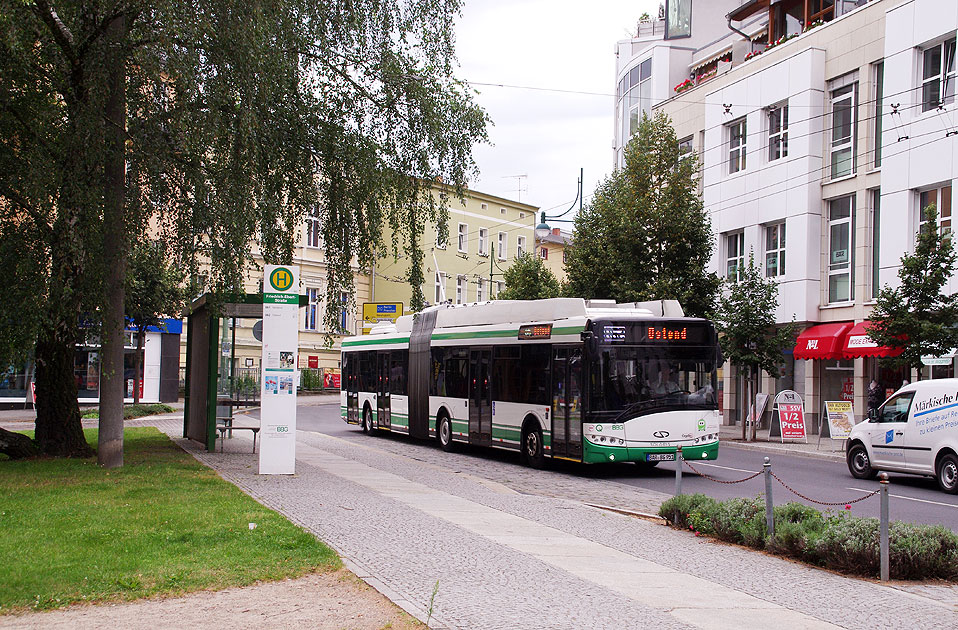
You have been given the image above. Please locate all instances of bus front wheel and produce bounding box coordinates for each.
[438,413,455,452]
[522,425,545,469]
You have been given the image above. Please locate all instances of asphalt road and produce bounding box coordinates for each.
[293,401,958,531]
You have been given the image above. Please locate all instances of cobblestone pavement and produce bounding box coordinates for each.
[144,417,957,630]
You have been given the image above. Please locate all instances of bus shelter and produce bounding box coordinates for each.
[184,293,306,451]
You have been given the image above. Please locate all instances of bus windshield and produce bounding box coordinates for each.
[591,346,717,418]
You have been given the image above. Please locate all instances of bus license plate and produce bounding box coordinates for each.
[647,453,675,462]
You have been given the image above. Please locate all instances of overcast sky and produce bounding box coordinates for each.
[454,0,660,219]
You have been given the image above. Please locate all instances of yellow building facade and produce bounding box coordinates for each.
[372,186,538,313]
[535,228,572,284]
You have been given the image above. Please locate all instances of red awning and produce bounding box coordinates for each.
[793,322,853,360]
[842,320,905,359]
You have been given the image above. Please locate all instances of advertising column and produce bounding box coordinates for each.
[260,265,300,475]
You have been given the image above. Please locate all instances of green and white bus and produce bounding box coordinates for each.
[341,298,721,467]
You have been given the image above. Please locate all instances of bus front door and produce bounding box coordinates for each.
[469,348,492,446]
[552,347,582,460]
[377,352,391,430]
[346,355,359,424]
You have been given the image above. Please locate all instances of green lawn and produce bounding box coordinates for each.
[0,427,339,613]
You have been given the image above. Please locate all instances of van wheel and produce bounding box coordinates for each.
[847,443,877,480]
[522,425,545,469]
[362,407,375,435]
[437,413,455,452]
[936,453,958,494]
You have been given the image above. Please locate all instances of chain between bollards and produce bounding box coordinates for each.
[764,457,774,538]
[880,472,889,582]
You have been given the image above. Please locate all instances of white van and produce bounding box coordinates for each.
[846,378,958,494]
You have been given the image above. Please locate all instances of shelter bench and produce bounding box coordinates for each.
[216,424,260,453]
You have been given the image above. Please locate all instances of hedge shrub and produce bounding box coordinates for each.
[658,495,958,581]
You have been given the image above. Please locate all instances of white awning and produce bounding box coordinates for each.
[922,349,957,366]
[690,48,732,74]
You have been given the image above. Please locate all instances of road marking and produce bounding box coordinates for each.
[697,462,755,474]
[847,487,958,508]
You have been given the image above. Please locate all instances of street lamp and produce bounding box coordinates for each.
[535,211,551,241]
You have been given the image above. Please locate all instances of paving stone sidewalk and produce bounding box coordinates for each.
[148,418,957,630]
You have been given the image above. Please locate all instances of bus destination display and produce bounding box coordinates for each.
[518,323,552,340]
[598,321,711,344]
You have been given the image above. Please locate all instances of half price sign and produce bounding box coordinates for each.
[778,403,807,440]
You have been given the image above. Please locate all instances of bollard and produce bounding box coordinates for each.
[674,446,684,498]
[764,457,774,538]
[880,472,890,582]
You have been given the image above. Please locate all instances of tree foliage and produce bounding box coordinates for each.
[714,254,796,377]
[498,253,560,301]
[713,254,796,439]
[563,111,720,318]
[0,0,488,459]
[868,204,958,372]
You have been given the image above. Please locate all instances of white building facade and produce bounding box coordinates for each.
[620,0,958,429]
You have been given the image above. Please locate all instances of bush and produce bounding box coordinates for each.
[766,502,825,557]
[663,495,958,580]
[658,494,716,530]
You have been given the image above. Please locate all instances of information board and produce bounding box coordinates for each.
[778,404,807,441]
[824,400,855,439]
[362,302,403,335]
[259,265,299,475]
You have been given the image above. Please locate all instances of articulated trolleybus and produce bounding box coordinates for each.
[341,298,721,467]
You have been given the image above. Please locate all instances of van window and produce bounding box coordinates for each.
[877,392,913,423]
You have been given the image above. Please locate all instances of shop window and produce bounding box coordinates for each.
[828,195,855,303]
[921,38,956,113]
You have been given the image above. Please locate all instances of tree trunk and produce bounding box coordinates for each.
[0,427,39,459]
[34,328,92,458]
[133,328,144,404]
[97,13,128,469]
[741,367,749,441]
[749,366,758,442]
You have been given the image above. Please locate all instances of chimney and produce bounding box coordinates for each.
[552,228,561,235]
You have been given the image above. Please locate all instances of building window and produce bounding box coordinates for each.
[665,0,691,39]
[540,246,548,260]
[728,118,746,174]
[678,135,693,158]
[481,203,487,211]
[306,207,322,248]
[500,207,506,215]
[830,84,857,179]
[918,185,952,237]
[339,292,354,334]
[498,232,507,259]
[477,278,485,302]
[767,103,788,162]
[478,228,488,255]
[456,275,466,304]
[726,232,744,281]
[921,38,956,113]
[435,228,447,250]
[871,189,881,300]
[435,272,447,304]
[458,223,468,253]
[562,249,568,264]
[497,281,504,297]
[764,223,785,278]
[874,62,884,168]
[828,195,855,303]
[619,57,652,144]
[304,287,320,331]
[517,235,526,258]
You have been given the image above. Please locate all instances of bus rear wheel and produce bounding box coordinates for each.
[362,407,375,435]
[522,425,545,469]
[438,413,455,452]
